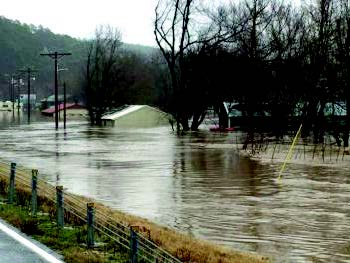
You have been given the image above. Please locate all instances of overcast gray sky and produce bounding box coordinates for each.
[1,0,159,46]
[4,0,288,47]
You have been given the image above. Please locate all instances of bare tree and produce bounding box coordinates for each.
[266,4,307,136]
[154,0,198,131]
[335,0,350,147]
[304,0,335,142]
[85,26,122,125]
[155,0,246,131]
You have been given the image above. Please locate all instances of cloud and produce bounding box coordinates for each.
[1,0,158,46]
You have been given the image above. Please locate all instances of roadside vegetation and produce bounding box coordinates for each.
[0,181,129,263]
[0,204,128,263]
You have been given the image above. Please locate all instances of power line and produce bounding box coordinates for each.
[40,52,72,129]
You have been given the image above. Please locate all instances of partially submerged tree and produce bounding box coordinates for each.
[154,0,197,131]
[154,0,242,131]
[267,4,307,137]
[85,26,122,125]
[303,0,336,143]
[151,0,350,144]
[335,0,350,146]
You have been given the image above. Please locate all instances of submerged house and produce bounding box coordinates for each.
[101,105,169,127]
[40,94,72,110]
[20,94,37,109]
[41,103,88,119]
[221,101,347,130]
[212,102,272,129]
[0,101,23,111]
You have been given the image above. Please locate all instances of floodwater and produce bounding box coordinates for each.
[0,112,350,262]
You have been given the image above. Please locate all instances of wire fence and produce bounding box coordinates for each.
[237,133,350,164]
[0,161,181,263]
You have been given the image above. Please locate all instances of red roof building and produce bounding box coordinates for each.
[41,103,87,117]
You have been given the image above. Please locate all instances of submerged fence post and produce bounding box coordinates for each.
[31,169,38,216]
[8,162,16,204]
[87,202,95,249]
[130,227,138,263]
[56,186,64,228]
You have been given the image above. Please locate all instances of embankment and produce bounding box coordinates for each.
[0,161,269,263]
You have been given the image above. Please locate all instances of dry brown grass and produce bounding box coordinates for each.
[63,248,106,263]
[0,162,270,263]
[92,202,270,263]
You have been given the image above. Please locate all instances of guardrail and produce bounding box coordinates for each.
[0,161,181,263]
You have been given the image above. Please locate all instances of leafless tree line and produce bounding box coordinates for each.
[84,26,166,125]
[154,0,350,145]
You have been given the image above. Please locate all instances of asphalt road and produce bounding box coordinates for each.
[0,218,63,263]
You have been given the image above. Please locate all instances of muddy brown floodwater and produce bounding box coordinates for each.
[0,112,349,262]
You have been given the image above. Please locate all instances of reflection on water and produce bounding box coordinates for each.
[0,112,350,262]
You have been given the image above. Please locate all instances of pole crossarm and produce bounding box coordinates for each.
[40,53,72,59]
[17,68,38,76]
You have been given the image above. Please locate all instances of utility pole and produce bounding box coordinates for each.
[63,82,67,129]
[17,76,21,114]
[40,52,72,129]
[5,73,14,103]
[18,68,37,123]
[16,74,23,115]
[8,76,12,101]
[10,76,14,112]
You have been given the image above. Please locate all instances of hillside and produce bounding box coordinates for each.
[0,16,157,101]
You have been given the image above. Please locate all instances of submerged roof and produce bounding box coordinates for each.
[101,105,164,121]
[40,94,72,102]
[41,103,85,114]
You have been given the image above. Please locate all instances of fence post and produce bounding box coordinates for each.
[31,169,38,216]
[56,186,64,228]
[87,202,95,249]
[130,227,138,263]
[8,162,16,204]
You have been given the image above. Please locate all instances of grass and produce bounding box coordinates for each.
[0,163,270,263]
[0,202,129,263]
[0,194,129,263]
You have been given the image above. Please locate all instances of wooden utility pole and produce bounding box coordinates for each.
[17,76,21,114]
[14,74,24,115]
[63,82,67,129]
[5,74,14,104]
[11,76,15,112]
[18,68,37,123]
[8,76,12,102]
[40,52,71,129]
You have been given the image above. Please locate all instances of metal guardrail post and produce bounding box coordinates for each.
[130,227,138,263]
[87,202,95,249]
[56,186,64,228]
[31,169,38,216]
[8,162,16,204]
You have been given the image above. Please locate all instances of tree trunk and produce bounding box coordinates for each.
[191,110,206,131]
[343,99,350,147]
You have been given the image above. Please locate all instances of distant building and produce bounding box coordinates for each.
[208,102,272,129]
[101,105,169,127]
[0,101,23,111]
[20,94,36,109]
[41,103,88,119]
[220,101,347,130]
[40,94,72,110]
[324,102,346,116]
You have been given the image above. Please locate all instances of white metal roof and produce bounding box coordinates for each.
[101,105,144,120]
